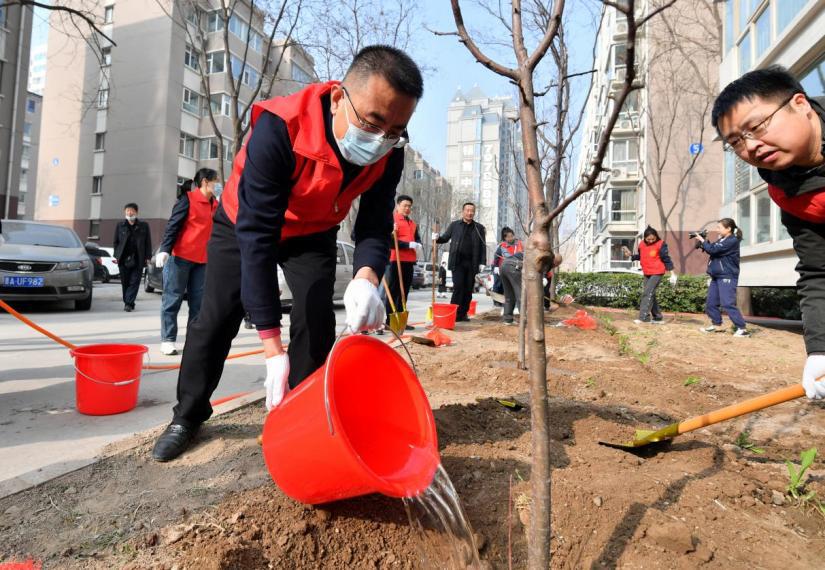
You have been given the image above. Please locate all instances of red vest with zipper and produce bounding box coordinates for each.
[221,81,392,240]
[391,211,417,263]
[768,184,825,224]
[172,189,218,264]
[638,240,665,275]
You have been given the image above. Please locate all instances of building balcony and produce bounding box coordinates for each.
[612,114,641,135]
[608,164,640,184]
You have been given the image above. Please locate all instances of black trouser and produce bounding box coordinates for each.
[172,207,337,428]
[450,263,476,319]
[384,260,414,324]
[500,259,522,322]
[120,265,142,307]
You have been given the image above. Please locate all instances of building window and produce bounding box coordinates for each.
[610,187,635,221]
[22,122,31,141]
[724,0,734,53]
[92,176,103,195]
[737,196,751,246]
[26,98,36,113]
[610,238,633,269]
[230,55,259,86]
[777,0,808,34]
[738,0,753,33]
[755,190,771,243]
[184,7,199,25]
[754,6,771,60]
[738,32,751,74]
[210,93,232,116]
[206,51,225,74]
[184,44,199,71]
[413,169,425,180]
[776,205,791,241]
[207,11,224,32]
[249,31,263,53]
[611,138,638,172]
[800,53,825,97]
[102,46,112,66]
[228,14,248,39]
[734,156,751,195]
[291,62,313,83]
[179,132,197,159]
[95,132,105,151]
[104,5,114,24]
[724,152,736,204]
[182,87,201,115]
[97,88,109,108]
[200,137,221,160]
[462,145,474,157]
[89,220,100,239]
[461,160,473,173]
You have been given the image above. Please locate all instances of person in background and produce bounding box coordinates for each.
[155,168,221,355]
[492,227,524,325]
[177,178,193,200]
[384,194,421,331]
[437,261,448,298]
[434,202,486,322]
[712,65,825,398]
[693,219,748,337]
[622,226,677,325]
[113,203,152,312]
[152,45,422,461]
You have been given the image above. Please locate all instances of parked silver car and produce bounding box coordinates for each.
[0,219,94,310]
[277,241,354,305]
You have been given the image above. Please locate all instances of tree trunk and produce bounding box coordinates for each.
[518,272,528,369]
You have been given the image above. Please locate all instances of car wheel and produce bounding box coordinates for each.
[75,289,93,311]
[102,267,110,284]
[144,273,154,293]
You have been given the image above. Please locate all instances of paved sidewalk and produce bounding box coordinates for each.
[0,283,493,497]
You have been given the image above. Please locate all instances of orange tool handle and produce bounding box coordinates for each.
[678,384,806,435]
[0,299,78,350]
[382,277,398,314]
[392,230,407,312]
[431,223,438,308]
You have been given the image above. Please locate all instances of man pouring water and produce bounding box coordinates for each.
[152,46,423,462]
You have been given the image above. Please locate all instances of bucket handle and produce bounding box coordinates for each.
[323,325,418,437]
[73,351,148,387]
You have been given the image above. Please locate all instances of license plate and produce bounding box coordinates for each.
[3,276,45,287]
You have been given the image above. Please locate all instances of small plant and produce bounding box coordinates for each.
[597,314,618,336]
[734,431,765,454]
[786,447,818,500]
[617,334,632,356]
[636,339,657,365]
[683,375,701,386]
[585,377,596,388]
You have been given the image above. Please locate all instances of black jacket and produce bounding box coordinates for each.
[436,219,487,271]
[113,219,152,268]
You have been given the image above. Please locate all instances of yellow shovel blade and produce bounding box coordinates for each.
[426,306,433,321]
[388,311,409,336]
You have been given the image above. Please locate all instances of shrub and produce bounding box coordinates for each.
[751,287,802,320]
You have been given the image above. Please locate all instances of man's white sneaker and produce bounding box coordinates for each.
[633,319,649,325]
[160,341,178,355]
[699,325,717,333]
[733,328,750,338]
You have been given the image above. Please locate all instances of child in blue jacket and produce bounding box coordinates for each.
[694,218,748,337]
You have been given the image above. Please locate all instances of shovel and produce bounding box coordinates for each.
[427,223,438,323]
[600,381,818,450]
[390,230,410,332]
[382,277,408,336]
[476,274,505,304]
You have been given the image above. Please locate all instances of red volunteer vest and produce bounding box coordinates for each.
[768,184,825,224]
[221,81,392,240]
[638,240,665,275]
[391,211,417,262]
[172,189,218,264]
[498,240,523,258]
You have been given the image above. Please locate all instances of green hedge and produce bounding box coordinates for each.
[555,272,709,313]
[751,287,802,320]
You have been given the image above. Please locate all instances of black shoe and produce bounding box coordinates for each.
[124,304,133,312]
[405,325,414,331]
[456,315,470,322]
[152,423,199,462]
[375,329,385,336]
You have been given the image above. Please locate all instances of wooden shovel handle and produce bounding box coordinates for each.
[392,230,407,311]
[431,224,438,307]
[381,278,397,314]
[677,384,806,435]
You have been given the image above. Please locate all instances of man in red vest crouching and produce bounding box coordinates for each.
[152,46,423,461]
[712,66,825,400]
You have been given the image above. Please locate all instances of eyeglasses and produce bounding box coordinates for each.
[723,95,794,152]
[341,87,409,147]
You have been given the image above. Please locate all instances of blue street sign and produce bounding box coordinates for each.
[689,143,704,155]
[48,194,59,207]
[51,158,59,166]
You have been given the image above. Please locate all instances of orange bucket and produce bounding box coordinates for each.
[468,299,478,317]
[262,334,439,504]
[432,303,458,330]
[70,344,147,415]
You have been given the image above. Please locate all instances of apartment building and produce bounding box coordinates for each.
[34,0,315,245]
[395,145,454,237]
[16,92,41,219]
[0,4,33,219]
[575,0,724,274]
[718,0,824,287]
[27,43,46,95]
[445,86,529,254]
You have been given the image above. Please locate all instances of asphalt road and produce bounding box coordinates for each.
[0,281,493,498]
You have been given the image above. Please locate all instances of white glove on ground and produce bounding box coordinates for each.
[344,278,385,332]
[669,273,678,286]
[431,232,439,241]
[264,354,290,410]
[155,252,170,269]
[493,267,500,275]
[802,354,825,400]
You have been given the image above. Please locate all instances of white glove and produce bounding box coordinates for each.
[493,267,500,275]
[669,273,678,286]
[432,232,439,241]
[344,278,385,332]
[264,353,290,410]
[478,264,485,273]
[155,251,170,268]
[802,354,825,399]
[408,241,420,250]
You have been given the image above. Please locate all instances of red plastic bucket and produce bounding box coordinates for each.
[70,344,147,415]
[432,303,458,330]
[468,299,478,317]
[262,335,440,504]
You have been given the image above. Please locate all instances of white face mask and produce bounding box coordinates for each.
[125,215,137,223]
